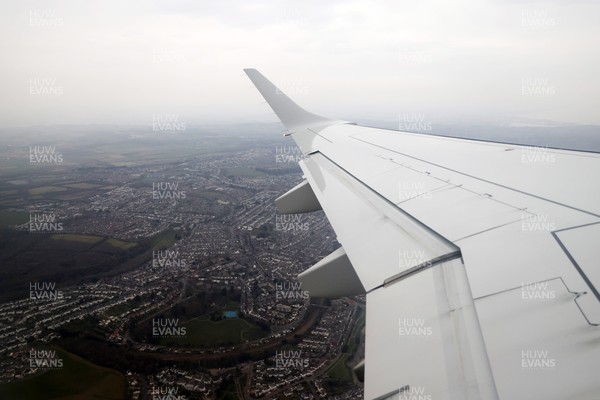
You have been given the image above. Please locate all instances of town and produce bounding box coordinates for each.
[0,129,365,399]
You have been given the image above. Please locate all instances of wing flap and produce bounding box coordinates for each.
[365,258,498,400]
[299,152,456,292]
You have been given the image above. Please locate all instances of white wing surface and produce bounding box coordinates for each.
[244,69,600,400]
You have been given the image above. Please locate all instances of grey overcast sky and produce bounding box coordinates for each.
[0,0,599,128]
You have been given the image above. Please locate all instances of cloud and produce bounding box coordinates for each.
[0,0,599,127]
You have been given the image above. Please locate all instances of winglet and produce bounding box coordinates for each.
[244,68,333,131]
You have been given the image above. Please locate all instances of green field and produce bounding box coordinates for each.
[221,166,266,178]
[327,307,365,382]
[328,353,353,381]
[50,234,104,244]
[62,183,102,189]
[0,230,148,302]
[29,186,67,195]
[106,238,137,250]
[0,348,126,400]
[0,210,29,228]
[160,316,266,347]
[151,230,178,250]
[49,234,137,249]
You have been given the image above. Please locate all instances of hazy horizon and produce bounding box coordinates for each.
[1,0,600,129]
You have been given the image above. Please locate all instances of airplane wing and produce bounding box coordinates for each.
[244,68,600,400]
